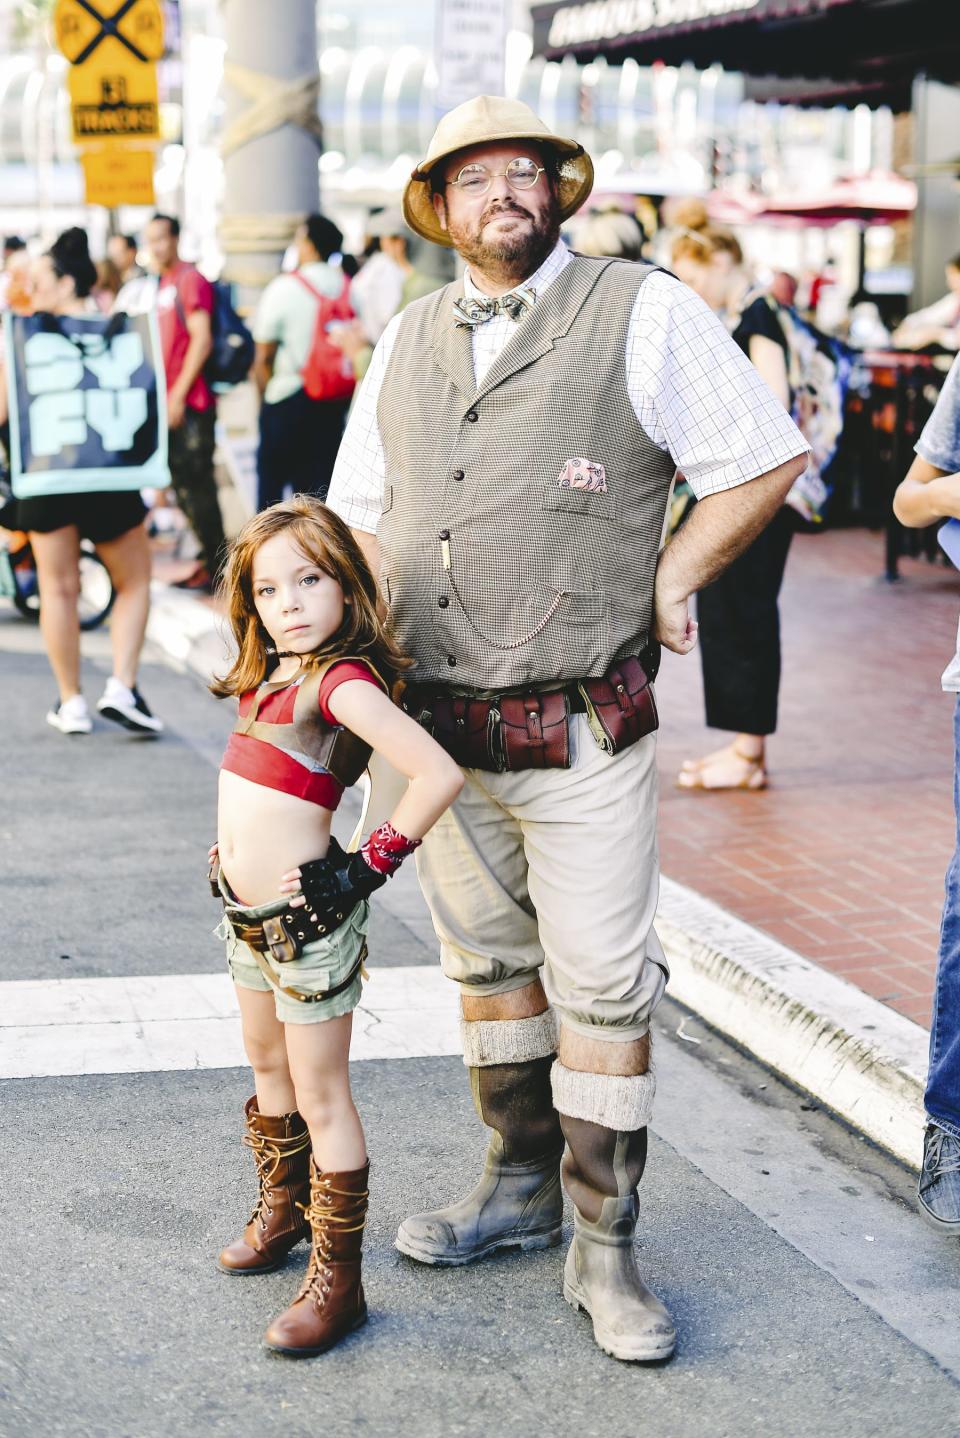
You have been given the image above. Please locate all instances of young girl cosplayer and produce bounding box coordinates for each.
[209,496,462,1357]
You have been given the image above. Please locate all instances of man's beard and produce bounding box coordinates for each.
[448,199,561,286]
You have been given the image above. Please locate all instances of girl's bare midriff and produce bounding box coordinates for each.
[218,770,333,905]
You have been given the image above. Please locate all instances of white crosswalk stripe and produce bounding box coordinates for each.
[0,966,461,1079]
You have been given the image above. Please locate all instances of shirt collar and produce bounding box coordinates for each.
[463,239,571,306]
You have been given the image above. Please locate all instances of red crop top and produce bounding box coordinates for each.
[220,660,380,809]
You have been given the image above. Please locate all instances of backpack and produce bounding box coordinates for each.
[173,273,254,390]
[760,297,854,525]
[294,271,357,404]
[206,280,255,388]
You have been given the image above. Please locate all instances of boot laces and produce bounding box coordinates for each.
[921,1126,960,1195]
[296,1174,368,1308]
[242,1127,309,1227]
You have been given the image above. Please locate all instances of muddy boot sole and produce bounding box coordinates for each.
[563,1278,676,1363]
[264,1306,368,1357]
[395,1221,563,1267]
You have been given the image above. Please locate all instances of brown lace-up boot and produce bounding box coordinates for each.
[264,1157,370,1357]
[218,1096,311,1275]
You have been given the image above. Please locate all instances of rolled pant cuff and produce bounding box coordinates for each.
[926,1111,960,1143]
[461,1010,559,1068]
[551,1060,656,1130]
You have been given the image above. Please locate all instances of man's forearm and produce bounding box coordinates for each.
[172,332,212,401]
[657,454,807,601]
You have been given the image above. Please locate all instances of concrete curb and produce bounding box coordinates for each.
[658,877,927,1171]
[145,583,929,1172]
[146,581,231,682]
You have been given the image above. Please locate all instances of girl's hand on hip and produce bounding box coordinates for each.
[279,867,306,908]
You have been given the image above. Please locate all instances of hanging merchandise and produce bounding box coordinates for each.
[2,310,168,500]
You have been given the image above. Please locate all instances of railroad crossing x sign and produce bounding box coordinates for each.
[54,0,165,67]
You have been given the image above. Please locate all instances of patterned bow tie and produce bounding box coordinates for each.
[452,287,536,329]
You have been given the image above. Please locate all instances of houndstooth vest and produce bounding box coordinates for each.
[376,255,677,691]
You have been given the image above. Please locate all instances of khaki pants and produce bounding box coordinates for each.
[416,716,668,1043]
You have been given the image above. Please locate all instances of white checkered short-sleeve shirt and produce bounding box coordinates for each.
[328,241,808,534]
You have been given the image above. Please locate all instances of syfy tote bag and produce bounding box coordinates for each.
[3,309,168,499]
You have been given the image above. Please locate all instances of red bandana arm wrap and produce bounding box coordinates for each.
[360,821,422,877]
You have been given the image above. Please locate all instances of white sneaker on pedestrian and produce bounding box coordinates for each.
[96,677,164,735]
[46,694,93,735]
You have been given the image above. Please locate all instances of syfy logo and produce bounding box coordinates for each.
[22,330,148,458]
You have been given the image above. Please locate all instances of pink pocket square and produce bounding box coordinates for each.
[558,458,608,493]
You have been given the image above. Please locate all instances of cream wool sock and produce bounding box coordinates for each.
[551,1059,656,1130]
[460,1009,559,1067]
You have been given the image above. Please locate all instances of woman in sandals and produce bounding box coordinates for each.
[669,203,795,792]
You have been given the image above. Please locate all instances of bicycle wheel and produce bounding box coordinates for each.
[10,541,116,630]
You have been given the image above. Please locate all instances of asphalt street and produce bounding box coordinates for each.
[2,602,959,1438]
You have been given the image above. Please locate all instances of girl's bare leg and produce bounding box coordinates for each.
[31,526,82,701]
[284,1014,366,1171]
[235,987,297,1114]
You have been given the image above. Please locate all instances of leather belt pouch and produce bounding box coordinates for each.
[227,906,354,963]
[577,655,658,756]
[406,690,494,769]
[499,690,570,770]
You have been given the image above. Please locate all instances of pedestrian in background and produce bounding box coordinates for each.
[145,212,227,593]
[670,202,795,792]
[894,353,960,1236]
[893,250,960,353]
[92,258,122,313]
[106,233,145,287]
[574,208,646,262]
[209,496,461,1356]
[252,214,353,509]
[0,228,162,736]
[329,210,444,383]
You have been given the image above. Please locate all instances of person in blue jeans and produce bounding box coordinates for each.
[895,352,960,1234]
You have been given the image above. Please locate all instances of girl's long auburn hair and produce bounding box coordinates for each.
[209,495,411,699]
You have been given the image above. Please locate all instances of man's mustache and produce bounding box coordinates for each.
[480,202,532,227]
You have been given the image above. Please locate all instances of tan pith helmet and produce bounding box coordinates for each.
[402,94,594,248]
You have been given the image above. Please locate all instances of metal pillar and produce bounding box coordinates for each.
[219,0,320,312]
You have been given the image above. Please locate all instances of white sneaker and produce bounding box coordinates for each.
[46,694,93,735]
[96,677,164,735]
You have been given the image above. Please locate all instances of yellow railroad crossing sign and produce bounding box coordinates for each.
[68,61,160,142]
[53,0,165,66]
[80,147,156,206]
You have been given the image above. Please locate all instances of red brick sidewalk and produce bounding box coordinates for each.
[656,527,960,1029]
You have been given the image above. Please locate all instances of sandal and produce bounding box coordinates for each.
[676,743,767,792]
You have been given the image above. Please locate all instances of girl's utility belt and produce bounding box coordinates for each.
[401,646,660,773]
[209,857,362,989]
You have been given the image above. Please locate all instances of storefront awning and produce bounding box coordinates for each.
[530,0,960,110]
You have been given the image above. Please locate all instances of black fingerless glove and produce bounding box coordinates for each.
[298,836,386,922]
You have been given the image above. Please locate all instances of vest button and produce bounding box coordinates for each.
[439,528,450,540]
[465,410,478,423]
[446,655,457,667]
[438,596,449,609]
[452,469,464,481]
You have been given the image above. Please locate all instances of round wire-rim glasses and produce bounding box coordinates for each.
[446,157,546,197]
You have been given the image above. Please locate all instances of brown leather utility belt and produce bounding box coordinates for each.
[401,644,660,773]
[209,859,366,1005]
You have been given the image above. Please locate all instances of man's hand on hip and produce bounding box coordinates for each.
[653,578,698,655]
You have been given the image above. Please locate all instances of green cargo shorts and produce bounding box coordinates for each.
[215,884,369,1026]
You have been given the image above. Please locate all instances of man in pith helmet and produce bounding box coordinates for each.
[328,94,809,1362]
